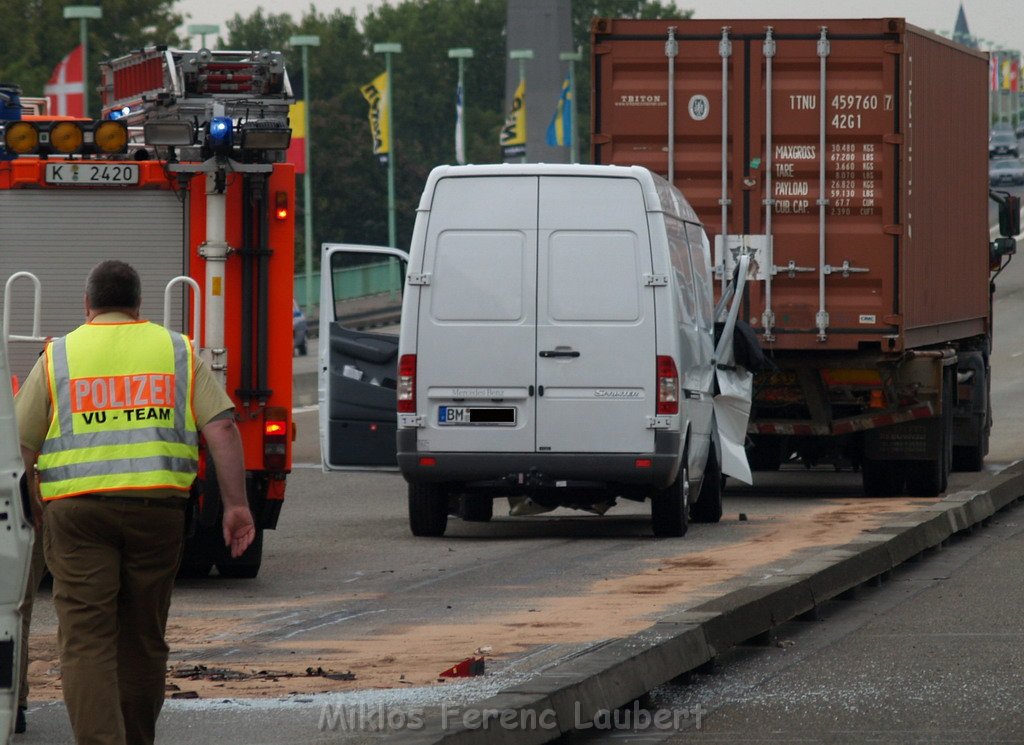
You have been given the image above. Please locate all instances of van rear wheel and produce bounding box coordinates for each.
[690,443,723,523]
[408,482,449,536]
[651,464,689,538]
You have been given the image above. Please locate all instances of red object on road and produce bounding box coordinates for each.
[439,657,485,678]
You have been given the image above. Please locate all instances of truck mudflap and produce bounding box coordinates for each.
[751,403,936,437]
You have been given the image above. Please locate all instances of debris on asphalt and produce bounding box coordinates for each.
[439,657,486,678]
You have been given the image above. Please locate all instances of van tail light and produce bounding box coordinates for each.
[263,407,288,470]
[656,356,679,415]
[398,354,417,413]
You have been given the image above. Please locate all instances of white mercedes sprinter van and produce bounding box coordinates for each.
[320,164,752,537]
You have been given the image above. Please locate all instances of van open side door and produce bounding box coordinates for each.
[319,244,408,470]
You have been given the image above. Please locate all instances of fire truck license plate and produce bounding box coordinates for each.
[45,163,140,186]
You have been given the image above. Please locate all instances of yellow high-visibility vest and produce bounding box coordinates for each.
[37,320,199,500]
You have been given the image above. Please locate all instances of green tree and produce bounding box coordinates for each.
[0,0,182,116]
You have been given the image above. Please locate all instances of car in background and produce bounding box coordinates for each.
[989,157,1024,186]
[293,300,308,356]
[990,131,1019,158]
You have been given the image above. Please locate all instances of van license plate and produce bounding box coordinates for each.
[438,406,516,425]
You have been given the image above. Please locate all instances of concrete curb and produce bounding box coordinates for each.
[390,464,1024,743]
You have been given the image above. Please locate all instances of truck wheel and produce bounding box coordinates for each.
[690,444,723,523]
[459,496,493,522]
[651,463,689,537]
[862,457,904,496]
[906,369,953,496]
[215,528,264,579]
[409,482,449,536]
[952,417,987,472]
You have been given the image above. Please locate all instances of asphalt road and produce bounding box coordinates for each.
[14,209,1024,743]
[572,500,1024,744]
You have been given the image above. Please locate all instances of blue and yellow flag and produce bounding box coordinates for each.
[360,71,391,164]
[546,70,573,147]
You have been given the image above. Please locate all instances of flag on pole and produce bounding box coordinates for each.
[1002,58,1012,90]
[500,79,526,161]
[287,100,307,174]
[454,80,466,165]
[1011,56,1020,93]
[991,53,998,91]
[360,72,391,165]
[44,45,85,117]
[545,71,573,147]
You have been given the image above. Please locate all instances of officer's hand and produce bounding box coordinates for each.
[223,505,256,558]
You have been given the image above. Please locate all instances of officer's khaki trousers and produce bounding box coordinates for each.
[44,497,185,745]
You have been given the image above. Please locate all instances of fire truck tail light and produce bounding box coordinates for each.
[656,355,679,415]
[274,191,288,220]
[4,121,39,155]
[398,354,416,413]
[263,407,288,470]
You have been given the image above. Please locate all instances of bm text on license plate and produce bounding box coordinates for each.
[438,406,516,426]
[45,163,140,186]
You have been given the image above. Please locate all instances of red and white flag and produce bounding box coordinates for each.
[44,45,85,117]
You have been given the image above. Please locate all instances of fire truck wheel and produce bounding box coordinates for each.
[651,461,689,537]
[409,482,449,536]
[215,528,264,579]
[459,496,493,522]
[690,443,724,523]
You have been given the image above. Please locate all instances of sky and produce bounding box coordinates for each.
[173,0,1023,53]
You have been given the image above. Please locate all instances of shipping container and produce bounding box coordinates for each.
[592,18,1017,495]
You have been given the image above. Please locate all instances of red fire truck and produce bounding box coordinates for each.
[0,48,296,577]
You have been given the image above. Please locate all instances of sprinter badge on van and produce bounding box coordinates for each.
[438,406,517,426]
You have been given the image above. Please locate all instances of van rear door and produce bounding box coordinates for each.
[534,176,657,453]
[414,176,539,453]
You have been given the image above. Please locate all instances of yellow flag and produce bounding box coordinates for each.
[500,79,526,160]
[360,72,391,160]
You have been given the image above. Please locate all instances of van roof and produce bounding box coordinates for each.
[420,163,700,223]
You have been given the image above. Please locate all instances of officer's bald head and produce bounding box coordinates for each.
[86,260,142,315]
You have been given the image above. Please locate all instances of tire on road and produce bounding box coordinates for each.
[651,462,689,538]
[215,527,264,579]
[690,443,723,523]
[409,482,449,536]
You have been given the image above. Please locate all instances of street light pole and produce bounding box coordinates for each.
[187,23,220,49]
[374,42,402,248]
[509,49,533,163]
[448,48,473,165]
[559,49,583,164]
[63,5,102,117]
[289,34,321,317]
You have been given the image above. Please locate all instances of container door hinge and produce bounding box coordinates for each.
[883,134,903,145]
[407,273,431,286]
[643,273,669,287]
[883,224,904,235]
[399,414,424,428]
[646,416,673,429]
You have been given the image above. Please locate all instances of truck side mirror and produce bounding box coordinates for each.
[999,194,1020,238]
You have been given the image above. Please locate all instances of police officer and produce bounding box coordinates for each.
[15,260,254,745]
